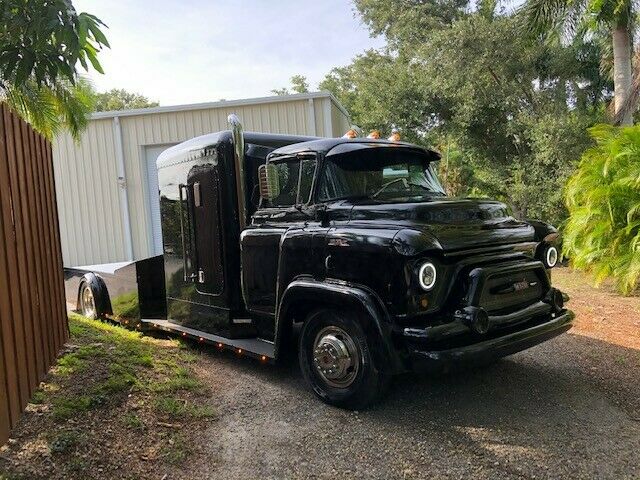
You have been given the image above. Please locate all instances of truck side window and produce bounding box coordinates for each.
[298,158,316,204]
[268,158,317,207]
[270,160,300,207]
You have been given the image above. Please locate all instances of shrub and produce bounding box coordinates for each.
[564,124,640,294]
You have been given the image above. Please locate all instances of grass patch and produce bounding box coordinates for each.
[122,413,145,430]
[154,396,216,419]
[52,394,104,421]
[2,313,215,477]
[160,433,193,465]
[55,354,87,376]
[29,390,46,405]
[49,430,85,454]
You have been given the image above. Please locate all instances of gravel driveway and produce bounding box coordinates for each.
[185,325,639,480]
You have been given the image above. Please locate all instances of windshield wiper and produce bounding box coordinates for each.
[328,194,374,202]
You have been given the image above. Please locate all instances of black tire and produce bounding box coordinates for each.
[298,309,389,410]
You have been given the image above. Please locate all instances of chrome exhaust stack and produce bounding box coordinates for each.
[227,114,247,229]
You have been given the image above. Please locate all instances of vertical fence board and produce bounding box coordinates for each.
[0,104,67,444]
[4,108,37,394]
[0,105,24,424]
[22,121,52,369]
[13,116,46,379]
[29,126,55,364]
[42,135,68,345]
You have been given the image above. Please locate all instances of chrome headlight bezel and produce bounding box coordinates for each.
[544,245,558,268]
[418,262,437,291]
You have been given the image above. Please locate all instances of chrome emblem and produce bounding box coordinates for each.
[513,280,537,292]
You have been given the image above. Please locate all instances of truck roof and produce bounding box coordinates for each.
[157,130,319,168]
[268,138,441,161]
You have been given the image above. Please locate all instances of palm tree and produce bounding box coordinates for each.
[1,78,95,140]
[522,0,635,125]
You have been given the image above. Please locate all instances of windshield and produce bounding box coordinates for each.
[318,148,445,202]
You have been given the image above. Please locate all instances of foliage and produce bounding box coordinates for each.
[520,0,636,124]
[564,124,640,294]
[354,0,469,48]
[0,0,109,86]
[0,0,108,138]
[94,88,159,112]
[272,75,310,95]
[3,76,95,139]
[321,12,607,227]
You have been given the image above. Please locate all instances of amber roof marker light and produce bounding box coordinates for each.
[388,129,401,142]
[367,130,381,139]
[342,126,363,138]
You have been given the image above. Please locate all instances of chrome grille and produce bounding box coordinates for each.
[479,269,543,313]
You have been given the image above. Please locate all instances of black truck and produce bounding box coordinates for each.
[65,115,574,409]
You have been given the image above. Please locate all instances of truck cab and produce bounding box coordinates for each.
[68,116,574,409]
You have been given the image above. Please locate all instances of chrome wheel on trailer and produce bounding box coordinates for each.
[313,326,360,388]
[80,283,97,319]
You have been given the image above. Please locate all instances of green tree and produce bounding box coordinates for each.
[322,12,606,226]
[271,75,310,95]
[0,0,109,138]
[522,0,636,125]
[354,0,469,49]
[94,88,159,112]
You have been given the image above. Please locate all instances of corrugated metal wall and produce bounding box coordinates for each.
[0,104,68,444]
[52,92,350,267]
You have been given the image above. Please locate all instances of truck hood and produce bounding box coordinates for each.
[346,197,535,253]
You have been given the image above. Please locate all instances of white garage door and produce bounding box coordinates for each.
[144,145,175,255]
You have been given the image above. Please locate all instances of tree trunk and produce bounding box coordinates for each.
[613,25,633,125]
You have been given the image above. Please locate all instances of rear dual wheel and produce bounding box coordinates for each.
[298,309,388,410]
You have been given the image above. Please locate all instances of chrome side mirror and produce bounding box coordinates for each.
[258,163,280,200]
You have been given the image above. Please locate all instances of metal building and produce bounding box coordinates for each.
[52,92,351,267]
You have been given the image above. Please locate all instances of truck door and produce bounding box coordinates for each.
[186,163,224,295]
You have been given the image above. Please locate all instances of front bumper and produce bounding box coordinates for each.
[409,309,574,372]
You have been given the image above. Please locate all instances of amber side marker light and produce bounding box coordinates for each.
[261,355,267,362]
[237,349,243,354]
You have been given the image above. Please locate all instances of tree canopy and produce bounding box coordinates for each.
[272,75,310,95]
[320,4,610,227]
[94,89,159,112]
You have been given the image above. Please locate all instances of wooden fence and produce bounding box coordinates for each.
[0,104,68,444]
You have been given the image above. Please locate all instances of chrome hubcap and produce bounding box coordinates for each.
[81,286,96,318]
[313,326,359,388]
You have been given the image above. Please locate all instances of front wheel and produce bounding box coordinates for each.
[298,309,389,409]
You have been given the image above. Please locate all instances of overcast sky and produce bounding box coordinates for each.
[73,0,385,105]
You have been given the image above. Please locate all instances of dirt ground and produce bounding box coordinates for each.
[1,268,639,479]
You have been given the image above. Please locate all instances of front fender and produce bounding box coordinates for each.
[392,228,442,256]
[275,277,405,374]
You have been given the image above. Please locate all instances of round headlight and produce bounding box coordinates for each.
[418,262,437,290]
[545,246,558,268]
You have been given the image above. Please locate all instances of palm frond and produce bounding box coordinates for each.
[564,123,640,294]
[0,76,95,140]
